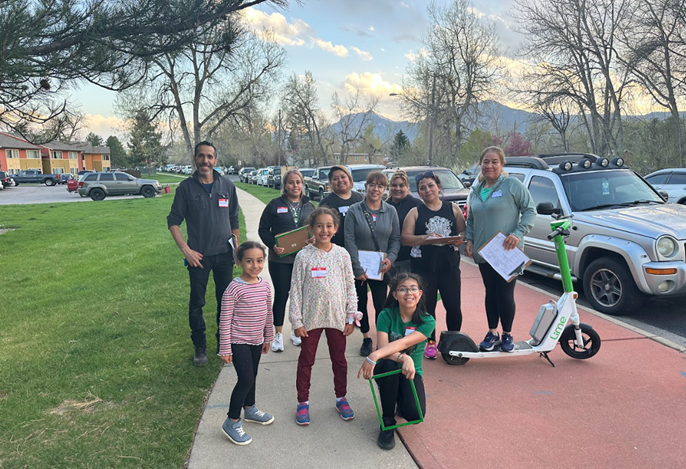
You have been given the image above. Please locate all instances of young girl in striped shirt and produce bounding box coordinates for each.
[218,241,274,446]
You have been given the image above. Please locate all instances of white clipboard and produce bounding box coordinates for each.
[358,250,386,281]
[477,232,531,282]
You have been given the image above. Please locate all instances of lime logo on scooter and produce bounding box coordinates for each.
[550,316,567,340]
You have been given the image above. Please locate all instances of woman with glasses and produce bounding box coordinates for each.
[344,171,401,356]
[401,171,465,360]
[320,165,363,248]
[357,272,434,450]
[465,146,535,352]
[387,170,422,275]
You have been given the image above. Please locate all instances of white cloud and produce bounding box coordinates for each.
[404,48,427,61]
[400,1,409,8]
[369,26,375,32]
[83,114,127,139]
[351,47,373,61]
[315,39,349,57]
[343,72,402,99]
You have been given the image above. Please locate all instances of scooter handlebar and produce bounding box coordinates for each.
[547,227,566,240]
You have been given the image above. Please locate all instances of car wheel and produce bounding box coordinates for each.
[582,257,643,316]
[90,188,106,201]
[45,179,55,186]
[141,186,156,198]
[318,188,324,200]
[678,198,686,205]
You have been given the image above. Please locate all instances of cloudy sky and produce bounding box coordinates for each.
[77,0,522,138]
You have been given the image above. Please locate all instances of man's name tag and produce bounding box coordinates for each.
[492,190,503,198]
[277,206,288,214]
[405,326,417,336]
[372,214,378,222]
[218,198,229,208]
[338,206,349,215]
[311,267,327,278]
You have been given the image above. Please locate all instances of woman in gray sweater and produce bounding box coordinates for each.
[465,146,536,353]
[344,171,401,356]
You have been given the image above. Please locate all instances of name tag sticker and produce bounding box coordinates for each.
[277,207,288,214]
[311,267,327,278]
[338,206,349,215]
[492,190,503,198]
[372,214,378,222]
[218,198,229,208]
[405,326,417,336]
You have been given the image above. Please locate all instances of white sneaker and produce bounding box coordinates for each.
[291,330,301,346]
[271,332,284,352]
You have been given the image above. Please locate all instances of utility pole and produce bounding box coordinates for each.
[428,74,436,167]
[277,109,282,167]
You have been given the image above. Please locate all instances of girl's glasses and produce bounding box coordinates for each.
[397,286,420,294]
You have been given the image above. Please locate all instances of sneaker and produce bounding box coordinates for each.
[243,404,274,425]
[424,340,438,360]
[193,346,208,366]
[335,398,355,421]
[291,330,301,346]
[359,338,373,357]
[296,402,310,425]
[479,331,500,351]
[221,418,252,445]
[271,332,284,352]
[501,333,515,352]
[377,427,396,450]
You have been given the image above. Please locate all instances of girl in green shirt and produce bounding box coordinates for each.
[358,272,435,450]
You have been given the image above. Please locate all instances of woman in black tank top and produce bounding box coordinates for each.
[400,171,466,359]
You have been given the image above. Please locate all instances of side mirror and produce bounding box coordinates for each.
[659,190,669,201]
[537,202,561,215]
[463,181,471,188]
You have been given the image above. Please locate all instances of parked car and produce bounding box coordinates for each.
[0,171,14,189]
[304,164,385,200]
[256,168,269,186]
[267,166,282,189]
[58,173,74,184]
[77,171,162,201]
[239,167,256,183]
[503,154,686,316]
[299,168,315,179]
[458,163,480,187]
[382,166,469,210]
[12,169,61,186]
[248,170,258,184]
[227,166,237,175]
[644,168,686,204]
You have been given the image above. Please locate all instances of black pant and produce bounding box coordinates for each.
[228,344,263,420]
[188,251,234,349]
[414,267,462,341]
[355,279,388,334]
[268,261,294,328]
[374,359,426,424]
[478,262,517,332]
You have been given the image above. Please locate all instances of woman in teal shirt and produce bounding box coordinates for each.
[358,272,435,450]
[465,146,536,353]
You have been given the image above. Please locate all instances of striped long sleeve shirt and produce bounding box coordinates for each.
[218,277,274,356]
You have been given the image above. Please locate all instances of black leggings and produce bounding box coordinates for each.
[355,279,388,334]
[414,267,462,341]
[268,262,294,328]
[374,358,426,425]
[228,344,262,420]
[478,262,517,332]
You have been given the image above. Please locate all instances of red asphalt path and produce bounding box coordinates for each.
[395,262,686,468]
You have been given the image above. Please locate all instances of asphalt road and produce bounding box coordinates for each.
[4,175,684,347]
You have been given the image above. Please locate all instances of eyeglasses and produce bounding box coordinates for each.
[396,286,421,294]
[415,171,434,182]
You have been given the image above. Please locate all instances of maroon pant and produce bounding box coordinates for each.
[296,328,347,402]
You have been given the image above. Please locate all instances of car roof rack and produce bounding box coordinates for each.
[504,156,549,170]
[536,153,600,165]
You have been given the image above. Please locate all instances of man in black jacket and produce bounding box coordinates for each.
[167,141,240,366]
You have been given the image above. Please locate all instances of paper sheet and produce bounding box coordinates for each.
[358,250,385,281]
[477,232,531,282]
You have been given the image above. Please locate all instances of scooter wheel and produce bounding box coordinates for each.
[442,352,469,366]
[559,324,601,359]
[439,333,477,366]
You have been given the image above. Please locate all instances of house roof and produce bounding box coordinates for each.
[0,132,42,150]
[75,142,111,154]
[41,141,84,152]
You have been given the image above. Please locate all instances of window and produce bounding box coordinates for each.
[54,168,64,174]
[6,149,19,159]
[99,173,114,181]
[528,176,560,210]
[103,155,110,161]
[71,168,78,175]
[68,152,78,160]
[51,151,63,159]
[115,173,131,181]
[27,150,40,159]
[509,172,525,182]
[645,173,670,185]
[669,172,686,185]
[85,174,98,181]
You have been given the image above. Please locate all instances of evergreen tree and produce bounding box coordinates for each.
[86,132,104,147]
[390,130,410,162]
[106,135,128,168]
[128,110,165,168]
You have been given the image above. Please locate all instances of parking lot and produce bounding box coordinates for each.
[0,184,154,205]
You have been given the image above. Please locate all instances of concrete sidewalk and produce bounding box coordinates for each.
[189,187,686,468]
[187,188,417,468]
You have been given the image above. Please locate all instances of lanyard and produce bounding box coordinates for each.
[288,201,302,225]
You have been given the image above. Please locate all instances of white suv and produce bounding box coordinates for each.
[644,168,686,204]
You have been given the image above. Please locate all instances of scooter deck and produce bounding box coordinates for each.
[482,341,533,352]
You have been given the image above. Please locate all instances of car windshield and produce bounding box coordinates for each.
[406,169,465,192]
[560,170,663,211]
[300,169,314,178]
[350,168,380,183]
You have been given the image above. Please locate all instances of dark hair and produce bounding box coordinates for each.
[235,240,266,261]
[383,272,428,325]
[307,206,340,228]
[194,141,217,157]
[365,171,388,187]
[415,170,442,188]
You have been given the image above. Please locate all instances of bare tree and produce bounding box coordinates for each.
[514,0,633,157]
[331,89,379,165]
[533,94,574,152]
[400,0,501,167]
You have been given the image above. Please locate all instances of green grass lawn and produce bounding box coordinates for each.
[152,173,189,184]
[0,194,245,468]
